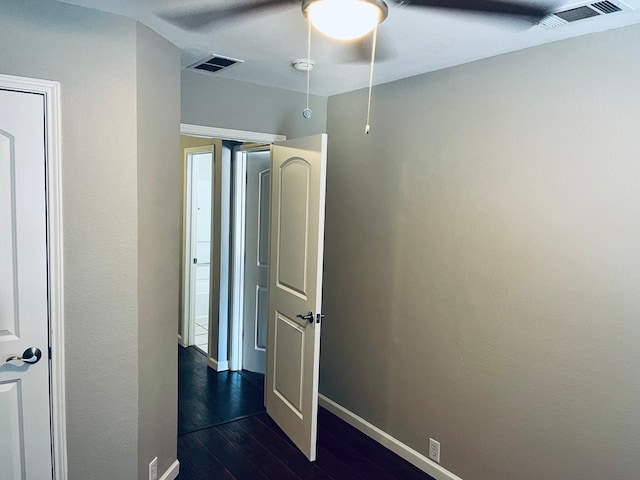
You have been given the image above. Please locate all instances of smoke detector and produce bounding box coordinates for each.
[292,59,316,72]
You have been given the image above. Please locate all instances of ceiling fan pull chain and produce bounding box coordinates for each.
[303,19,313,119]
[365,25,378,134]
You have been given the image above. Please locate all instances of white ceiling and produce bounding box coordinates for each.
[58,0,640,96]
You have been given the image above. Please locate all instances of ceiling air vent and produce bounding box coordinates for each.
[188,55,244,74]
[539,0,632,28]
[591,0,623,13]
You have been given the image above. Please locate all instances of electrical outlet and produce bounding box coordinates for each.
[429,438,441,464]
[149,457,158,480]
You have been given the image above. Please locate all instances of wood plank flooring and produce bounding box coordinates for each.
[178,345,265,435]
[177,346,434,480]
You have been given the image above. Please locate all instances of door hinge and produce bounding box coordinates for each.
[48,346,52,359]
[193,258,197,264]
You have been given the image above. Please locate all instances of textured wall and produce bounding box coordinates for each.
[0,2,186,479]
[0,1,139,478]
[321,25,640,480]
[136,24,181,480]
[181,70,328,139]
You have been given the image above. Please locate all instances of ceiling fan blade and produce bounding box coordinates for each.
[341,28,395,64]
[393,0,555,21]
[158,0,296,30]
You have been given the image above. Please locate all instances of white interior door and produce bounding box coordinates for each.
[0,89,53,478]
[266,133,327,461]
[243,150,270,373]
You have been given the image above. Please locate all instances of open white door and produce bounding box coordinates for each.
[243,149,271,373]
[266,133,327,461]
[0,88,53,478]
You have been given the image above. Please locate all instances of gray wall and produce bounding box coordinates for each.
[136,24,181,480]
[321,25,640,480]
[0,2,180,478]
[182,70,328,138]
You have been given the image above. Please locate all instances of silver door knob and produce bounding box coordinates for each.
[296,312,314,324]
[4,347,42,365]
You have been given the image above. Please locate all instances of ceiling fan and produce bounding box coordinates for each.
[161,0,556,38]
[162,0,555,132]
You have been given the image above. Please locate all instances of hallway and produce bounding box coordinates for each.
[177,346,434,480]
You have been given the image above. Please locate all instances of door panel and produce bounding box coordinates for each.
[0,132,18,340]
[0,380,23,479]
[273,313,305,412]
[0,89,53,479]
[256,286,268,349]
[276,159,311,297]
[266,134,327,461]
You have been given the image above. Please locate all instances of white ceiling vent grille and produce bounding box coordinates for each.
[539,0,632,28]
[188,55,244,74]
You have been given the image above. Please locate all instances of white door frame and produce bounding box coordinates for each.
[0,74,67,479]
[180,144,215,349]
[180,124,285,371]
[229,143,272,372]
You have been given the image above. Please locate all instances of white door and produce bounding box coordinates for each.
[0,89,53,478]
[266,133,327,461]
[242,150,270,373]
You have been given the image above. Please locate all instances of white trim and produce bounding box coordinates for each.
[229,147,247,372]
[159,460,180,480]
[208,357,229,372]
[177,333,187,348]
[0,73,67,480]
[318,394,464,480]
[181,123,286,144]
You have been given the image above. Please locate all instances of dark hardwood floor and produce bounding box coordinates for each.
[178,345,265,435]
[177,346,434,480]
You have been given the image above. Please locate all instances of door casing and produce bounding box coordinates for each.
[0,74,67,479]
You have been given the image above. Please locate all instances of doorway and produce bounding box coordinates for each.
[182,144,214,354]
[179,124,284,373]
[178,124,328,461]
[232,145,272,374]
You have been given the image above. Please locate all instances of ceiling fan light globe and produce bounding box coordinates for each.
[304,0,386,41]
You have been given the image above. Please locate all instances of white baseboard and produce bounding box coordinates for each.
[159,459,180,480]
[208,357,229,372]
[318,394,464,480]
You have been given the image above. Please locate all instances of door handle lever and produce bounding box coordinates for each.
[4,347,42,365]
[296,312,314,324]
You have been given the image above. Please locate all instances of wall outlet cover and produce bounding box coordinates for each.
[149,456,158,480]
[428,438,441,464]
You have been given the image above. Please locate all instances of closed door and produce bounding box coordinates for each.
[242,150,270,373]
[266,134,327,461]
[0,89,53,478]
